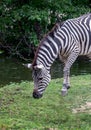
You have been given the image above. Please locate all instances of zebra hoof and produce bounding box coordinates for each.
[67,86,70,89]
[61,88,68,96]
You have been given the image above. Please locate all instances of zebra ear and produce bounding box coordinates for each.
[34,64,44,69]
[22,63,32,69]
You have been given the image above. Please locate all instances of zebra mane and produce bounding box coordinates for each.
[32,22,64,67]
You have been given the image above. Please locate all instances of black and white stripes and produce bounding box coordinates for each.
[26,13,91,98]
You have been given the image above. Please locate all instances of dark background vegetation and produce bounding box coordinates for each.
[0,0,91,60]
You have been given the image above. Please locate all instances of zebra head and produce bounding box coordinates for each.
[23,63,51,99]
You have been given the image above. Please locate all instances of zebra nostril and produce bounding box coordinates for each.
[33,91,43,99]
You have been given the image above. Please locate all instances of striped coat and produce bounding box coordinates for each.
[24,13,91,99]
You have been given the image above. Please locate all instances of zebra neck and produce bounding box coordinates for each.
[36,37,59,71]
[36,59,51,72]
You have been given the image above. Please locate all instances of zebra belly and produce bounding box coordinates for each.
[79,46,91,56]
[78,36,91,56]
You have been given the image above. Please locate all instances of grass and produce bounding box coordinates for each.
[0,75,91,130]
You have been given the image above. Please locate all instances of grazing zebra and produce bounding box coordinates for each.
[24,13,91,99]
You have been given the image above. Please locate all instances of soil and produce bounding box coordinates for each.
[72,102,91,114]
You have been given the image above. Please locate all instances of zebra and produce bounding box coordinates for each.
[23,13,91,99]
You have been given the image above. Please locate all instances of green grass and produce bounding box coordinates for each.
[0,75,91,130]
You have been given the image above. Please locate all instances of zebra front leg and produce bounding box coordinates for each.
[61,68,70,96]
[61,50,79,96]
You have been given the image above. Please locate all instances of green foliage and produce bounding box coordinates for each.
[72,0,90,6]
[0,0,91,59]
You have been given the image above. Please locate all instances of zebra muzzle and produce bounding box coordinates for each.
[33,90,43,99]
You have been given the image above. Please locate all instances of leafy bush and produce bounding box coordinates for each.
[0,0,90,60]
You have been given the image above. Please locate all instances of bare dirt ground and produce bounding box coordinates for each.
[72,102,91,114]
